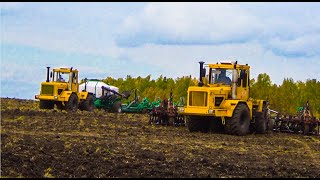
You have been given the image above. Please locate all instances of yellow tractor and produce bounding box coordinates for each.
[178,61,271,136]
[35,67,94,112]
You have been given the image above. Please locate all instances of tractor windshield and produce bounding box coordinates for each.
[210,68,232,85]
[54,72,69,82]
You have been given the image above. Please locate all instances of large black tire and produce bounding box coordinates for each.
[186,116,210,132]
[65,93,78,112]
[255,106,268,134]
[39,100,54,109]
[112,101,122,113]
[225,103,251,136]
[80,94,94,111]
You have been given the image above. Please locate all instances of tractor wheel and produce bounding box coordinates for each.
[80,94,94,112]
[255,113,266,134]
[255,104,271,134]
[186,116,210,132]
[112,101,122,113]
[39,100,54,109]
[225,103,250,136]
[65,93,78,112]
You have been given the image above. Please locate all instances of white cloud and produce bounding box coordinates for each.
[267,34,320,57]
[117,2,262,45]
[116,2,320,59]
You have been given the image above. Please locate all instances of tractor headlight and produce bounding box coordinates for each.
[54,95,58,100]
[208,109,214,114]
[178,107,184,113]
[35,95,39,99]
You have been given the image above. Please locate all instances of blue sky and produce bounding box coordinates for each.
[1,2,320,100]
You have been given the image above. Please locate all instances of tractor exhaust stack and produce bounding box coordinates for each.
[198,61,205,87]
[46,67,50,82]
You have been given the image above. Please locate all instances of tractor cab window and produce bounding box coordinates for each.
[238,70,248,87]
[210,68,232,85]
[55,72,69,82]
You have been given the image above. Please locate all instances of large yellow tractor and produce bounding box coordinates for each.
[35,67,94,112]
[178,61,271,136]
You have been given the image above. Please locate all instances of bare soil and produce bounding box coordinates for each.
[1,98,320,178]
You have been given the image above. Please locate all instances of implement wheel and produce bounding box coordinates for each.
[112,101,122,113]
[255,106,267,134]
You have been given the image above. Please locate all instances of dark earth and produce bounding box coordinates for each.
[1,98,320,178]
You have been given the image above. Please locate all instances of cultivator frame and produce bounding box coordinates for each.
[121,89,157,113]
[149,91,185,126]
[270,101,320,136]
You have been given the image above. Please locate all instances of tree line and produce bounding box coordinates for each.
[82,73,319,117]
[250,73,319,117]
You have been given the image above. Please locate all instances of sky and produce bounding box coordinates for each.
[1,2,320,100]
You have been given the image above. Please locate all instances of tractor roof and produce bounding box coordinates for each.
[206,61,250,70]
[53,67,78,73]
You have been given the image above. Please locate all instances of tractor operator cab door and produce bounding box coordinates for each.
[236,69,249,100]
[70,71,78,93]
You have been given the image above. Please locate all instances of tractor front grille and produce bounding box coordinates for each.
[41,85,54,95]
[189,91,207,107]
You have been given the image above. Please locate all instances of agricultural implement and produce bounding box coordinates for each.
[270,101,320,136]
[35,67,94,112]
[178,61,271,136]
[149,91,186,126]
[79,79,131,113]
[121,89,156,113]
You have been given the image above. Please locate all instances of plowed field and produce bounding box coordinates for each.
[1,98,319,178]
